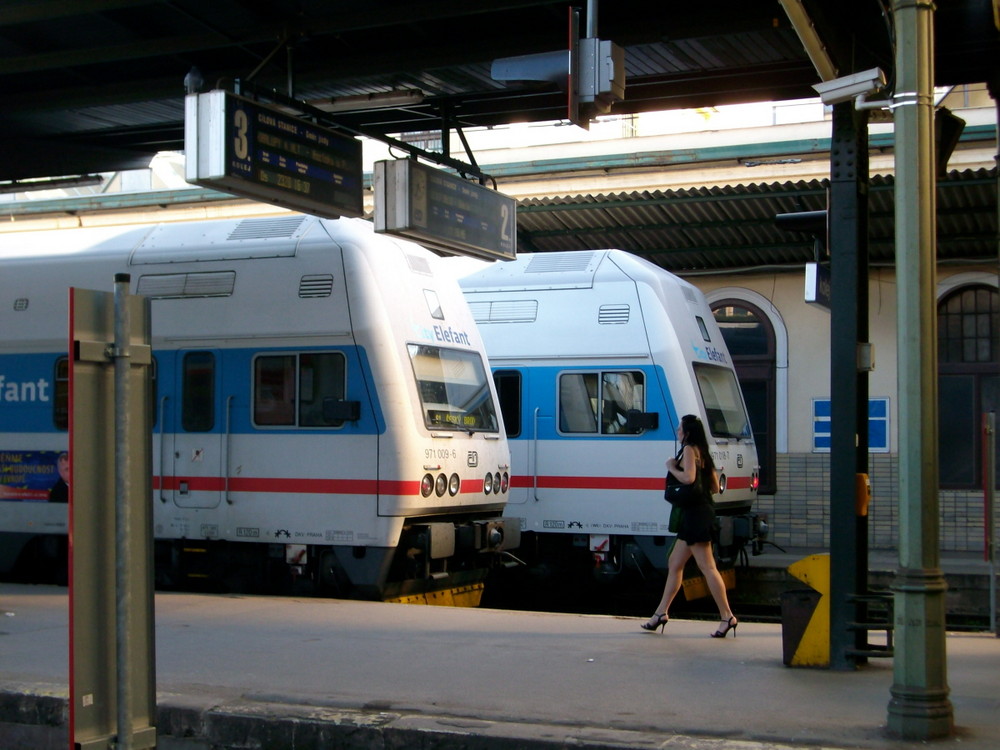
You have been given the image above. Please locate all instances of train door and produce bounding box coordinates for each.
[493,369,530,504]
[168,350,224,509]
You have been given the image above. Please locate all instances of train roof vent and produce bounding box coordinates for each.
[525,252,597,274]
[598,304,630,324]
[468,299,538,324]
[227,216,309,241]
[137,271,235,299]
[299,274,334,298]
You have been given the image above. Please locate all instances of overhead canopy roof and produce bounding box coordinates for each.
[1,0,997,181]
[515,168,998,273]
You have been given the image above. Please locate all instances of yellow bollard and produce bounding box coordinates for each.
[783,553,830,667]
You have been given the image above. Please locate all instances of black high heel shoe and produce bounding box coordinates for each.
[640,614,669,633]
[710,616,738,638]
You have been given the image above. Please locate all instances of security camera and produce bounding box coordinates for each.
[812,67,886,105]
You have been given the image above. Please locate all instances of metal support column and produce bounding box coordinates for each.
[828,101,871,670]
[887,0,953,739]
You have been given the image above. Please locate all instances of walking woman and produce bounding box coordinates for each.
[640,414,738,638]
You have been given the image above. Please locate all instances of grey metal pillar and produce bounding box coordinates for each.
[886,0,953,739]
[828,101,871,670]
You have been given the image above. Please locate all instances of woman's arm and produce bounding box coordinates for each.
[707,467,721,495]
[666,445,699,485]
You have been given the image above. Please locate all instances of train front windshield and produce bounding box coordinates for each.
[407,345,499,432]
[693,363,752,439]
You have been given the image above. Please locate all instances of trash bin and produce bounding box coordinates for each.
[780,588,823,666]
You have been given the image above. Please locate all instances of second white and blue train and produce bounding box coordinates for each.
[460,249,763,582]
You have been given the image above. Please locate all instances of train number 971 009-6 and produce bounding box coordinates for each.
[425,448,458,460]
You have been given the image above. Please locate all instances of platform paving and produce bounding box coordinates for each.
[1,582,998,750]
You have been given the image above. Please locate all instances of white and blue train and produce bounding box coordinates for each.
[0,215,516,602]
[459,249,762,582]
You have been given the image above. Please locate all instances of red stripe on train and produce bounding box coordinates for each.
[155,476,421,495]
[510,475,755,491]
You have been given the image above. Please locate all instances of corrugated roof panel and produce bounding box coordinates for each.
[515,169,996,273]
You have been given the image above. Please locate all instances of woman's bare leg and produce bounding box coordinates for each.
[646,538,692,624]
[690,541,735,624]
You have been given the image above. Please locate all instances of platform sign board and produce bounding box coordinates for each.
[374,159,516,261]
[185,90,364,218]
[70,286,156,750]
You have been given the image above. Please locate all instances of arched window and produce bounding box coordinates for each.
[937,284,999,488]
[712,299,777,494]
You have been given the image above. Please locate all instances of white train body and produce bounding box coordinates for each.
[459,250,758,576]
[0,215,514,599]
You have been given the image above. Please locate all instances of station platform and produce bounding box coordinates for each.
[2,581,998,750]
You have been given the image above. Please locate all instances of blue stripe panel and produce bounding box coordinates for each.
[0,354,61,433]
[2,346,384,436]
[506,364,676,442]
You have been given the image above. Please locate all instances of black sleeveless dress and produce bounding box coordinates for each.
[675,460,715,544]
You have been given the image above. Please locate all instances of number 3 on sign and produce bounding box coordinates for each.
[233,108,249,160]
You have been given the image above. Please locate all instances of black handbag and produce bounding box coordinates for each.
[664,473,702,507]
[664,449,704,508]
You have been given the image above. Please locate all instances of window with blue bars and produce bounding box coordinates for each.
[812,398,889,452]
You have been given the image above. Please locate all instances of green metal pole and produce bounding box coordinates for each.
[887,0,953,739]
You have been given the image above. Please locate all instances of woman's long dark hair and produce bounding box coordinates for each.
[680,414,716,473]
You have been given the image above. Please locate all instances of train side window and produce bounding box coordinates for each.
[182,351,215,432]
[254,355,295,426]
[601,372,645,434]
[558,370,646,435]
[559,373,598,432]
[53,357,69,430]
[254,352,348,427]
[55,355,157,430]
[299,352,347,427]
[493,370,522,438]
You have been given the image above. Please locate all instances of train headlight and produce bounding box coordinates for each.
[718,473,727,494]
[421,474,435,498]
[484,472,494,494]
[435,473,448,497]
[500,472,509,493]
[493,472,502,494]
[448,473,461,496]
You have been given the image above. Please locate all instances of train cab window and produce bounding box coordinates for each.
[493,370,522,438]
[182,351,215,432]
[693,364,751,439]
[253,352,347,428]
[53,357,69,430]
[559,371,646,435]
[407,345,499,432]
